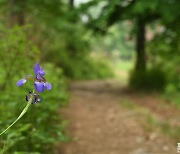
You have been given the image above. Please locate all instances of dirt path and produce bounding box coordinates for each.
[56,80,178,154]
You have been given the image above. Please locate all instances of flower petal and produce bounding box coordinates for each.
[33,63,41,75]
[16,79,26,86]
[34,82,44,93]
[45,82,52,90]
[39,69,45,76]
[34,63,45,77]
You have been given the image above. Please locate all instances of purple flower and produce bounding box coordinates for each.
[16,79,26,86]
[16,63,52,93]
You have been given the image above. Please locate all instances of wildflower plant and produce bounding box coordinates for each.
[0,63,52,135]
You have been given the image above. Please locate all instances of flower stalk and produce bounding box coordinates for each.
[0,63,52,136]
[0,98,32,136]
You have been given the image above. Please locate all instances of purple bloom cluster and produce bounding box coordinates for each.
[16,63,52,93]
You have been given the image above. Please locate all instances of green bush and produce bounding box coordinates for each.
[147,21,180,93]
[0,25,40,89]
[129,67,166,91]
[61,57,113,80]
[39,22,113,80]
[0,63,68,153]
[0,25,68,153]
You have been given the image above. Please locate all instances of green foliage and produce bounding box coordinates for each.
[79,57,113,80]
[147,22,180,89]
[81,0,180,91]
[95,23,134,60]
[0,63,68,153]
[1,0,113,81]
[0,25,39,89]
[115,61,133,71]
[39,22,113,80]
[129,66,166,91]
[57,55,113,80]
[0,26,68,153]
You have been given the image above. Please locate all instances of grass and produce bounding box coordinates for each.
[119,98,180,142]
[115,60,134,71]
[161,92,180,109]
[116,60,180,142]
[119,99,136,109]
[113,60,134,82]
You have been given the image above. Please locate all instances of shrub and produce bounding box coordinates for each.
[0,63,68,153]
[129,66,166,91]
[0,25,68,153]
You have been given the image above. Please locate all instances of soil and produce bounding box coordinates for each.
[56,80,179,154]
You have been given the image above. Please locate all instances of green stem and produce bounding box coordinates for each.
[0,100,32,136]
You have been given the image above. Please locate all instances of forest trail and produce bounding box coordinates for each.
[56,80,179,154]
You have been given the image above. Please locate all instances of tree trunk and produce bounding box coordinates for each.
[135,16,146,72]
[8,0,26,26]
[69,0,74,9]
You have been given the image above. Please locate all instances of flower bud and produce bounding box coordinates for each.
[26,91,41,104]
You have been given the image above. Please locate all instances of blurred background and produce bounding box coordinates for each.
[0,0,179,153]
